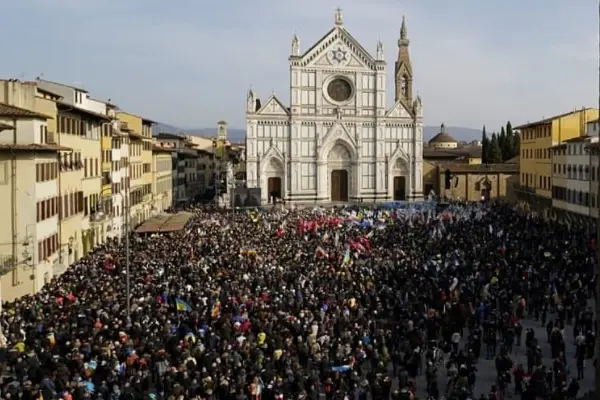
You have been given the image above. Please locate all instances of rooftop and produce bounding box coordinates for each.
[56,101,110,121]
[0,103,50,119]
[0,143,71,152]
[514,108,596,129]
[423,145,481,159]
[439,163,518,174]
[428,123,458,144]
[37,78,88,93]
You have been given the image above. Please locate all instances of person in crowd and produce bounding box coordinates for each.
[0,201,595,399]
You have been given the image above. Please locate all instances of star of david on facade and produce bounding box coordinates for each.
[332,47,347,63]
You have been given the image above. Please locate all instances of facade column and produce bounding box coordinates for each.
[351,161,359,200]
[317,159,327,199]
[283,152,289,200]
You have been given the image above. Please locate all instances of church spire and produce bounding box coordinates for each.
[395,15,412,104]
[400,16,408,42]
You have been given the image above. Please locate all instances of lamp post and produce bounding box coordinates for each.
[596,0,600,396]
[94,188,131,326]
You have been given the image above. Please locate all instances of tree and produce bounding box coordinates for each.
[481,125,490,164]
[505,121,517,159]
[489,133,503,163]
[498,126,506,160]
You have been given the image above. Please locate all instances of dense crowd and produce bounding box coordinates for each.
[0,201,596,400]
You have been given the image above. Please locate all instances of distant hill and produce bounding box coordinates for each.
[154,124,481,143]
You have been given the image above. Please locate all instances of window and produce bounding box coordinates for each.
[361,164,375,189]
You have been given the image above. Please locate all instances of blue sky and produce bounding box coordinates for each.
[1,0,597,131]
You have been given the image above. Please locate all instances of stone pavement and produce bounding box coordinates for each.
[410,314,595,398]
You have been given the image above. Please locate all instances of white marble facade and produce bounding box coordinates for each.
[245,9,423,204]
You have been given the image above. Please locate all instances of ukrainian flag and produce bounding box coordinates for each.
[175,298,192,312]
[342,248,351,265]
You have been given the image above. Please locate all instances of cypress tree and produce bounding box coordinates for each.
[489,133,503,163]
[505,121,516,158]
[498,127,506,160]
[481,125,489,163]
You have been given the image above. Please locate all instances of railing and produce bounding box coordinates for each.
[0,254,15,273]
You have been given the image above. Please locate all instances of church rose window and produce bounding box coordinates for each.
[327,78,353,102]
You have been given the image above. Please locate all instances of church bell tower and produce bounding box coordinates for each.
[394,16,412,105]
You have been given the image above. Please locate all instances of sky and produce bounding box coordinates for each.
[1,0,597,131]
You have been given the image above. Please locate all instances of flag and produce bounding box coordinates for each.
[342,248,351,265]
[211,300,221,319]
[315,246,328,258]
[175,298,192,312]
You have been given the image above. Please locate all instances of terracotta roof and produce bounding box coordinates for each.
[116,111,155,124]
[0,143,71,152]
[514,108,596,129]
[155,132,185,139]
[56,101,110,120]
[428,124,458,144]
[128,131,143,139]
[152,145,173,153]
[423,145,481,159]
[439,163,518,174]
[504,156,520,164]
[0,103,50,119]
[563,135,591,143]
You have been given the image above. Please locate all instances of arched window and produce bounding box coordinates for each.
[401,76,408,97]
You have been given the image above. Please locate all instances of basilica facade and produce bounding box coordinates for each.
[245,9,423,204]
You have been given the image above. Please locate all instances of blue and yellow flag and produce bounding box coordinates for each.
[175,298,192,312]
[342,248,351,265]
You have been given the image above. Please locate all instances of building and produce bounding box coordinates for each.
[34,79,116,255]
[0,103,67,301]
[151,145,174,212]
[550,119,600,224]
[245,9,423,204]
[437,163,518,201]
[422,124,482,196]
[154,132,198,204]
[515,108,599,210]
[116,112,154,227]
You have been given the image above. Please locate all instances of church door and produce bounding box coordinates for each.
[393,176,406,201]
[331,170,349,202]
[267,177,282,203]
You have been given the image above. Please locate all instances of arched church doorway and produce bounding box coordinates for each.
[267,177,282,204]
[330,170,348,202]
[393,176,406,201]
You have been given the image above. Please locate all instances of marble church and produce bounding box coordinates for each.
[245,9,423,204]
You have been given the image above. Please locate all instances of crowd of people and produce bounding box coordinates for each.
[0,201,596,399]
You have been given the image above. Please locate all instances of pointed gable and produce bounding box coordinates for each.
[385,100,413,118]
[256,96,290,116]
[298,27,376,70]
